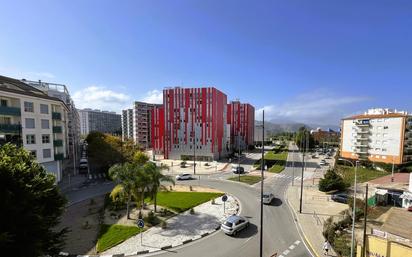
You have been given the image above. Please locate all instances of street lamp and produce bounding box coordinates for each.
[338,158,359,257]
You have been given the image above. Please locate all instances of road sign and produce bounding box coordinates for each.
[137,219,144,228]
[222,195,228,202]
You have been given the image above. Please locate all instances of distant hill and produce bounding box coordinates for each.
[254,120,340,138]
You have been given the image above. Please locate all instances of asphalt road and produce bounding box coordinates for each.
[137,145,313,257]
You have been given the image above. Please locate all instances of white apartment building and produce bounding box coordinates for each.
[0,75,69,182]
[78,108,121,135]
[341,108,412,164]
[121,108,133,141]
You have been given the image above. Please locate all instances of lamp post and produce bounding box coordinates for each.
[259,110,265,257]
[338,158,359,257]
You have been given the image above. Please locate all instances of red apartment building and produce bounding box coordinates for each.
[151,86,255,161]
[227,101,255,151]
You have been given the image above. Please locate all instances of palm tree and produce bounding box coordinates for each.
[109,163,135,219]
[144,162,174,212]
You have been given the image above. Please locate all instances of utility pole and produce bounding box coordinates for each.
[238,133,241,182]
[391,158,395,182]
[299,131,305,213]
[351,160,359,257]
[292,146,295,186]
[362,184,369,257]
[259,110,264,257]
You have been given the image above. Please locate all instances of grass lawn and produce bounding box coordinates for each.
[336,165,389,185]
[97,224,142,252]
[147,191,224,213]
[228,175,262,185]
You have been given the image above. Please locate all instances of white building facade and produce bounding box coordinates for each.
[341,108,412,164]
[121,108,133,141]
[0,75,69,182]
[78,108,121,136]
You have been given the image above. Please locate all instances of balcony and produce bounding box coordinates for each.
[52,112,62,120]
[0,124,21,133]
[355,136,369,141]
[53,139,63,147]
[356,130,370,134]
[0,106,21,116]
[355,120,370,127]
[53,126,62,133]
[54,153,64,161]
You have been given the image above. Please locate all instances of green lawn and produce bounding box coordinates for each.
[97,224,142,252]
[228,175,262,185]
[336,165,389,185]
[147,191,224,213]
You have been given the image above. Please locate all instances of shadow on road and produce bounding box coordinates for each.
[270,198,283,207]
[235,223,258,238]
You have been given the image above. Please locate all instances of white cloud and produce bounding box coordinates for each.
[140,89,163,104]
[256,89,369,125]
[73,86,130,113]
[0,66,55,80]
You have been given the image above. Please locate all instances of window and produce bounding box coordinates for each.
[42,134,50,144]
[0,99,7,106]
[24,101,34,112]
[41,119,49,129]
[43,149,51,158]
[30,150,37,158]
[26,134,36,144]
[25,118,35,128]
[40,104,49,114]
[384,126,388,129]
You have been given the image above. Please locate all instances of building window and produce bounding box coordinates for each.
[40,104,49,114]
[0,99,7,106]
[26,134,36,144]
[41,119,50,129]
[43,149,51,158]
[30,150,37,158]
[25,118,35,129]
[24,101,34,112]
[42,134,50,144]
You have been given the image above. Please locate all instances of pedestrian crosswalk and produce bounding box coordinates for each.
[271,173,312,181]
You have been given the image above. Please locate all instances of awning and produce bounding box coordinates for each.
[400,192,412,201]
[375,189,388,196]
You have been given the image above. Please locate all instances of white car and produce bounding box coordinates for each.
[319,160,327,166]
[262,193,275,204]
[221,215,249,236]
[175,173,192,180]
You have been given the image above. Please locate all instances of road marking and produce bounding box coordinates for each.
[295,240,301,245]
[289,245,295,250]
[283,249,290,255]
[278,255,284,257]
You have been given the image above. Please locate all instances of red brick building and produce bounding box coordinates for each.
[150,105,164,155]
[227,101,255,151]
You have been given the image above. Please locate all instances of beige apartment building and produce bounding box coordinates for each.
[340,108,412,164]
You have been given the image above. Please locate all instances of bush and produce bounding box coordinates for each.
[319,169,348,192]
[190,208,195,215]
[145,211,160,226]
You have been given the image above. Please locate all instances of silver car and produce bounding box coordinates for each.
[221,215,249,236]
[175,173,192,180]
[262,193,275,204]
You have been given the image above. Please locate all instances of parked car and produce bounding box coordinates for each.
[319,160,327,165]
[232,166,245,174]
[331,193,348,204]
[221,215,249,236]
[175,173,192,180]
[262,193,275,204]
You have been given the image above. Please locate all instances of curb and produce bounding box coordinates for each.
[160,245,172,250]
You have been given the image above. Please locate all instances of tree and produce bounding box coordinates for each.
[0,144,67,256]
[295,126,315,150]
[109,163,136,219]
[319,169,348,192]
[133,151,149,165]
[144,162,174,212]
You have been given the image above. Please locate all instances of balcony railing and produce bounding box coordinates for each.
[53,139,63,147]
[54,153,64,161]
[52,126,62,133]
[52,112,62,120]
[0,124,21,133]
[0,106,21,116]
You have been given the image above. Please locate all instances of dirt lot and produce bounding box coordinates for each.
[56,195,105,255]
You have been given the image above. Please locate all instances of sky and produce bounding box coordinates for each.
[1,0,412,126]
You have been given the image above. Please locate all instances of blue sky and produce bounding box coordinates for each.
[1,0,412,125]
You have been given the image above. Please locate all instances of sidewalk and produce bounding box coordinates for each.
[286,180,347,257]
[58,173,87,193]
[103,195,239,255]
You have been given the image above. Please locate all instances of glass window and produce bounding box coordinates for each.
[40,104,49,114]
[43,149,51,158]
[41,119,49,129]
[25,118,35,128]
[26,134,36,144]
[0,99,7,106]
[42,134,50,144]
[24,101,34,112]
[30,150,37,158]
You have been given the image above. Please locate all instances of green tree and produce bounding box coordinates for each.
[109,163,136,219]
[0,144,67,256]
[319,169,348,192]
[133,151,149,165]
[144,162,174,212]
[295,126,315,150]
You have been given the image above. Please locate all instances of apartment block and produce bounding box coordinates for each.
[78,108,121,135]
[132,101,162,148]
[151,105,164,155]
[0,75,69,182]
[227,101,255,151]
[340,108,412,164]
[122,108,133,141]
[158,87,229,161]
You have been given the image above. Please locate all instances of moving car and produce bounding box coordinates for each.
[232,165,245,174]
[320,160,327,166]
[262,193,275,204]
[331,193,348,204]
[175,173,192,180]
[221,215,249,236]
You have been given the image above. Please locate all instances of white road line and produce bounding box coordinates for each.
[283,249,290,255]
[295,240,301,245]
[289,245,295,250]
[278,255,284,257]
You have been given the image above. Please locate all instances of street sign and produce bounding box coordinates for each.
[222,195,228,202]
[137,219,144,228]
